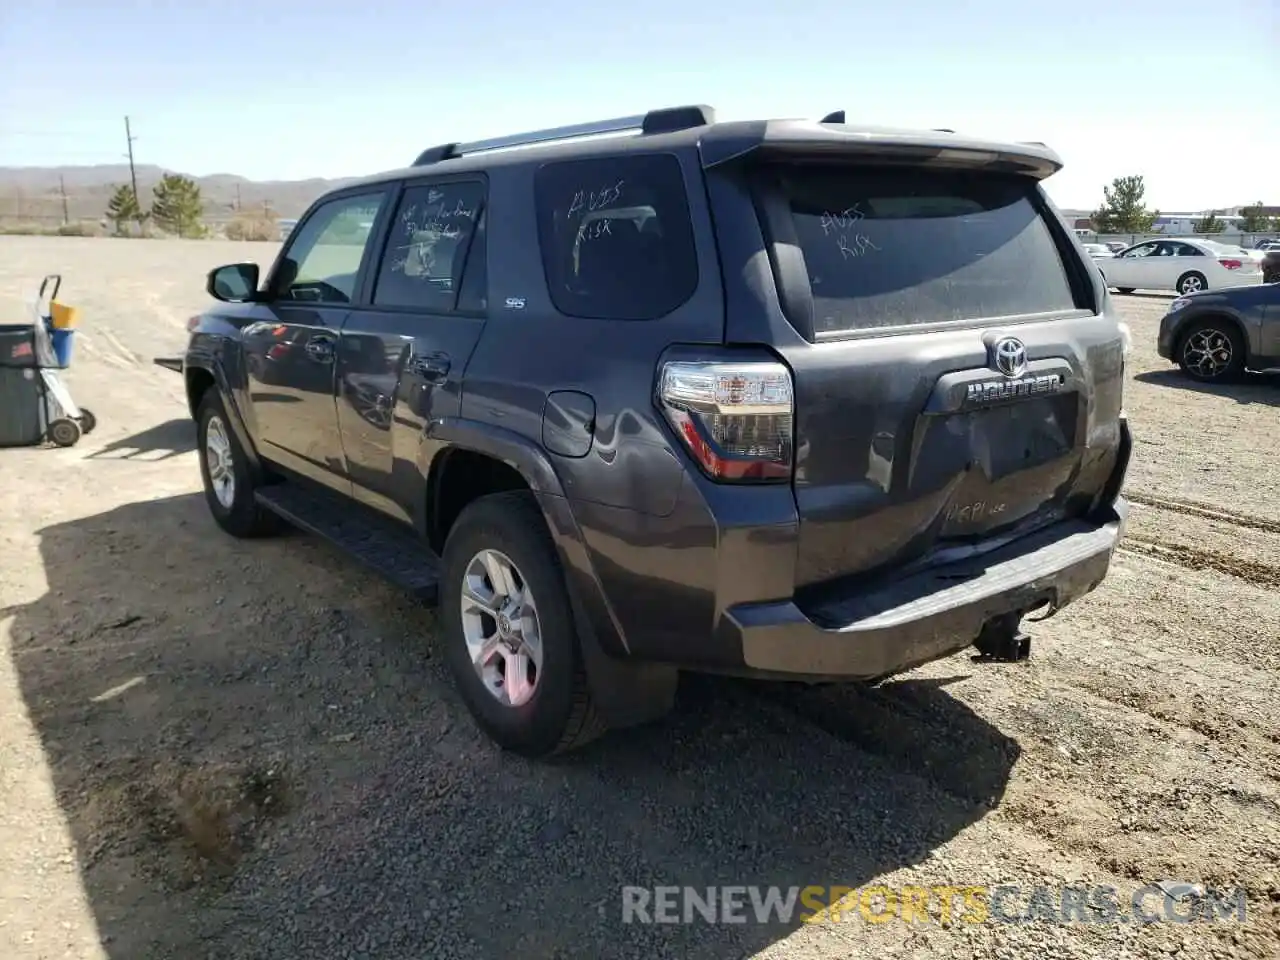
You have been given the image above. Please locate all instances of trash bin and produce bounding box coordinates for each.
[0,325,49,447]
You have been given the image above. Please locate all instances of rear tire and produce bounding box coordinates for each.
[1176,271,1207,295]
[1177,318,1245,382]
[440,491,605,757]
[196,390,281,538]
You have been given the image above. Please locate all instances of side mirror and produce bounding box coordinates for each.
[207,263,260,303]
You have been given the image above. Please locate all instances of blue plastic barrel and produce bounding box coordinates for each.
[47,326,75,368]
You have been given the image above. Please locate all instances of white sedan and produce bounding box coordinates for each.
[1097,237,1263,295]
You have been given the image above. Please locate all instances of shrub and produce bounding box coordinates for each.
[56,222,102,237]
[225,215,279,242]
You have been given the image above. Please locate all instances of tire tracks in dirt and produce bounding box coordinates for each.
[1119,535,1280,589]
[97,325,142,366]
[1121,491,1280,588]
[1125,490,1280,534]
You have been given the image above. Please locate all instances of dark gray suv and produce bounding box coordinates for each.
[168,104,1132,757]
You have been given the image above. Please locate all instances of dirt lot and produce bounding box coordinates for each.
[1,235,1277,960]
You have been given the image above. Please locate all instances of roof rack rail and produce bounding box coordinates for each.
[933,128,955,133]
[820,110,845,124]
[411,104,716,166]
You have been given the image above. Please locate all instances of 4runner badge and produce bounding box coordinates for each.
[966,372,1064,405]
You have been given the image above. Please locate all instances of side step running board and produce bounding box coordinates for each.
[254,483,441,604]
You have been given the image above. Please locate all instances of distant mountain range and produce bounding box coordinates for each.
[0,163,1258,230]
[0,163,353,226]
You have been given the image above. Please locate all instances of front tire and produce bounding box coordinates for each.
[196,391,281,538]
[48,418,81,447]
[1177,318,1245,382]
[440,491,604,757]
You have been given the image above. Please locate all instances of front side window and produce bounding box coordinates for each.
[275,192,386,304]
[534,153,698,320]
[373,181,485,311]
[774,166,1080,333]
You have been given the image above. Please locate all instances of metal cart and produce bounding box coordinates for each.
[0,275,96,448]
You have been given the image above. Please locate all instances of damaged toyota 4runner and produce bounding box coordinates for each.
[166,105,1132,757]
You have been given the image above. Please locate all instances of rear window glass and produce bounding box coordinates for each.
[534,153,698,320]
[776,167,1080,333]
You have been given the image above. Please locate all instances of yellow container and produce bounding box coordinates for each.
[49,301,79,329]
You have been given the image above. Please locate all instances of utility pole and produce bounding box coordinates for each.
[124,115,139,201]
[58,174,69,224]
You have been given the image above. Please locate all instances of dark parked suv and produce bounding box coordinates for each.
[169,105,1132,756]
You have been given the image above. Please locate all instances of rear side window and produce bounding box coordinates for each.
[534,153,698,320]
[775,167,1080,333]
[373,181,485,311]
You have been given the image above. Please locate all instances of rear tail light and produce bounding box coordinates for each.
[658,360,794,482]
[1218,259,1244,270]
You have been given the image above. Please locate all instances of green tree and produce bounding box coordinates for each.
[1091,175,1158,234]
[150,173,206,238]
[1192,212,1226,234]
[104,184,142,235]
[1238,202,1274,233]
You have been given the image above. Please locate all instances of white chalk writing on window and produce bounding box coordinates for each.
[837,234,880,259]
[819,204,865,236]
[575,218,614,244]
[568,181,624,219]
[816,205,880,260]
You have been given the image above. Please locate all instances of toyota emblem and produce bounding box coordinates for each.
[992,337,1027,378]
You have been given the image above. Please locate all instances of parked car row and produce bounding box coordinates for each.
[1084,234,1280,384]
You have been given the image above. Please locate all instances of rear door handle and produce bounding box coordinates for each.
[408,351,451,383]
[304,335,335,363]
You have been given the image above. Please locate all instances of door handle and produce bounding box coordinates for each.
[304,335,335,363]
[408,351,451,383]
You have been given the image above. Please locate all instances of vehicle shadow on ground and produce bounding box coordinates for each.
[4,493,1019,959]
[86,418,196,460]
[1134,369,1280,406]
[1115,291,1175,301]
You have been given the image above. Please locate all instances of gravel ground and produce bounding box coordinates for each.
[1,236,1277,960]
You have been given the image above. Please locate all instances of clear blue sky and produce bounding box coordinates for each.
[1,0,1276,211]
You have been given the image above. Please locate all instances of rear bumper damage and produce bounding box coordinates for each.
[721,499,1128,682]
